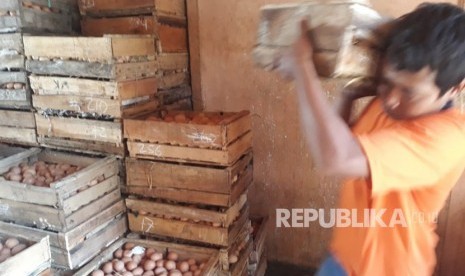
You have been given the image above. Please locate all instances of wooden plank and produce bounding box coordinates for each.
[64,188,121,231]
[74,238,219,276]
[114,60,158,81]
[30,75,157,100]
[79,0,186,20]
[0,109,35,128]
[158,85,192,105]
[38,136,126,156]
[0,147,41,173]
[29,75,118,97]
[0,197,64,230]
[0,180,58,207]
[157,52,189,71]
[0,33,25,70]
[35,115,122,144]
[0,235,51,276]
[111,36,156,58]
[157,71,189,89]
[81,16,157,36]
[61,175,119,215]
[156,23,188,53]
[186,0,202,110]
[27,59,113,79]
[254,256,268,276]
[127,131,252,166]
[126,194,246,226]
[33,94,123,117]
[0,126,37,145]
[128,204,249,247]
[121,99,159,118]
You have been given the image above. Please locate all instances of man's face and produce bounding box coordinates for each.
[377,64,456,120]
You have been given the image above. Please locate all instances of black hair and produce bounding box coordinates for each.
[384,3,465,95]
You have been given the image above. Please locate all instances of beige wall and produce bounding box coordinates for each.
[188,0,462,268]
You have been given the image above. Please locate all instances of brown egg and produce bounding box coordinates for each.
[9,174,22,182]
[102,262,113,273]
[114,249,123,258]
[5,238,19,249]
[91,270,104,276]
[122,257,133,263]
[228,254,238,264]
[154,267,167,275]
[122,272,133,276]
[187,259,196,266]
[11,244,27,255]
[169,270,182,276]
[167,252,178,261]
[132,267,144,276]
[123,249,133,258]
[156,259,165,267]
[132,254,143,264]
[142,272,155,276]
[183,272,193,276]
[177,261,189,273]
[151,252,163,261]
[145,248,156,257]
[164,260,176,270]
[10,167,21,174]
[126,261,137,271]
[124,243,135,250]
[144,260,156,271]
[113,260,125,272]
[193,270,201,276]
[189,265,198,272]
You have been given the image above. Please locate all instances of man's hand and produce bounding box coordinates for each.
[274,20,316,80]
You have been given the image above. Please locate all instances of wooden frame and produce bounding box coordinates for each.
[0,109,37,145]
[125,153,252,207]
[0,71,31,109]
[128,199,250,247]
[0,0,77,33]
[78,0,186,22]
[30,76,158,118]
[81,17,188,53]
[73,238,220,276]
[0,235,50,275]
[0,149,121,231]
[0,143,34,161]
[249,217,269,267]
[0,200,126,269]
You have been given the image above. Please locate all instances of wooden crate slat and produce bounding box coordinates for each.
[0,109,35,128]
[157,71,189,89]
[78,0,186,20]
[0,126,37,145]
[157,52,189,71]
[0,33,25,70]
[127,131,252,166]
[128,204,250,247]
[61,175,119,215]
[27,59,159,81]
[64,188,121,231]
[35,114,122,144]
[0,180,58,207]
[0,146,40,171]
[29,75,118,97]
[117,78,158,100]
[38,136,125,156]
[74,238,220,276]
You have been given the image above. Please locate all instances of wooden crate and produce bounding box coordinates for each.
[158,85,192,106]
[219,240,252,276]
[24,35,157,81]
[78,0,186,22]
[0,0,77,33]
[0,149,121,232]
[0,33,25,70]
[0,235,50,276]
[0,71,31,109]
[124,110,252,166]
[253,0,383,78]
[157,70,190,90]
[125,152,252,207]
[35,115,127,155]
[218,216,252,272]
[81,16,188,53]
[0,109,37,145]
[30,76,158,119]
[74,238,220,276]
[0,200,126,270]
[249,255,267,276]
[249,217,268,267]
[127,194,249,247]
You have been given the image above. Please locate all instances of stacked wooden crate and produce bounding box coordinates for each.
[248,217,269,276]
[78,0,192,110]
[23,35,158,155]
[0,0,79,146]
[0,146,127,271]
[123,110,253,276]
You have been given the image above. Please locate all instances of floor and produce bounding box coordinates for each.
[265,262,316,276]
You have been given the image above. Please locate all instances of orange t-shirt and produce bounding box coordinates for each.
[330,98,465,276]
